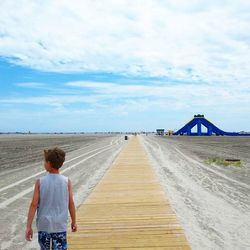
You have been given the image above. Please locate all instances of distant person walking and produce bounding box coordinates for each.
[25,147,77,250]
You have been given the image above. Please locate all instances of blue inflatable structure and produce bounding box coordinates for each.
[173,114,250,136]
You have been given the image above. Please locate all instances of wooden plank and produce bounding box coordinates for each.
[68,136,191,249]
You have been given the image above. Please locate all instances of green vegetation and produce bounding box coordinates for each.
[206,158,242,167]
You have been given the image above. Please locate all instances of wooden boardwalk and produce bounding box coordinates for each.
[68,136,191,249]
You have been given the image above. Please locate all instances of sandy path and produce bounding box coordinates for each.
[140,135,250,250]
[0,135,126,250]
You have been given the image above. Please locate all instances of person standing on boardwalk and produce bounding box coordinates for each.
[25,147,77,250]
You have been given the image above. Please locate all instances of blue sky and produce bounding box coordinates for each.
[0,0,250,132]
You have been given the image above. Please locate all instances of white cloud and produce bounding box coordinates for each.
[0,1,250,131]
[15,82,46,88]
[1,80,249,116]
[1,77,250,131]
[65,80,250,106]
[0,0,250,85]
[0,95,100,107]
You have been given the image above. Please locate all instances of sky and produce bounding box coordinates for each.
[0,0,250,132]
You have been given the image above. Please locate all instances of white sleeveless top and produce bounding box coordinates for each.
[36,173,69,233]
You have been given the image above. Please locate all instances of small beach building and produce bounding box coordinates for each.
[156,129,165,136]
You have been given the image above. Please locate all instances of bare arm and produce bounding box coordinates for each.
[68,179,77,232]
[25,179,40,241]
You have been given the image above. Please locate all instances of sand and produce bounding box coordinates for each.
[1,134,250,249]
[0,134,125,250]
[140,135,250,250]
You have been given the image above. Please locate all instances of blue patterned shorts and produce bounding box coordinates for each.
[38,231,67,250]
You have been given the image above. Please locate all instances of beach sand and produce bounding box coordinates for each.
[0,134,125,250]
[140,135,250,250]
[1,134,250,249]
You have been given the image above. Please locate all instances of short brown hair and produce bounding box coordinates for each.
[43,147,65,169]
